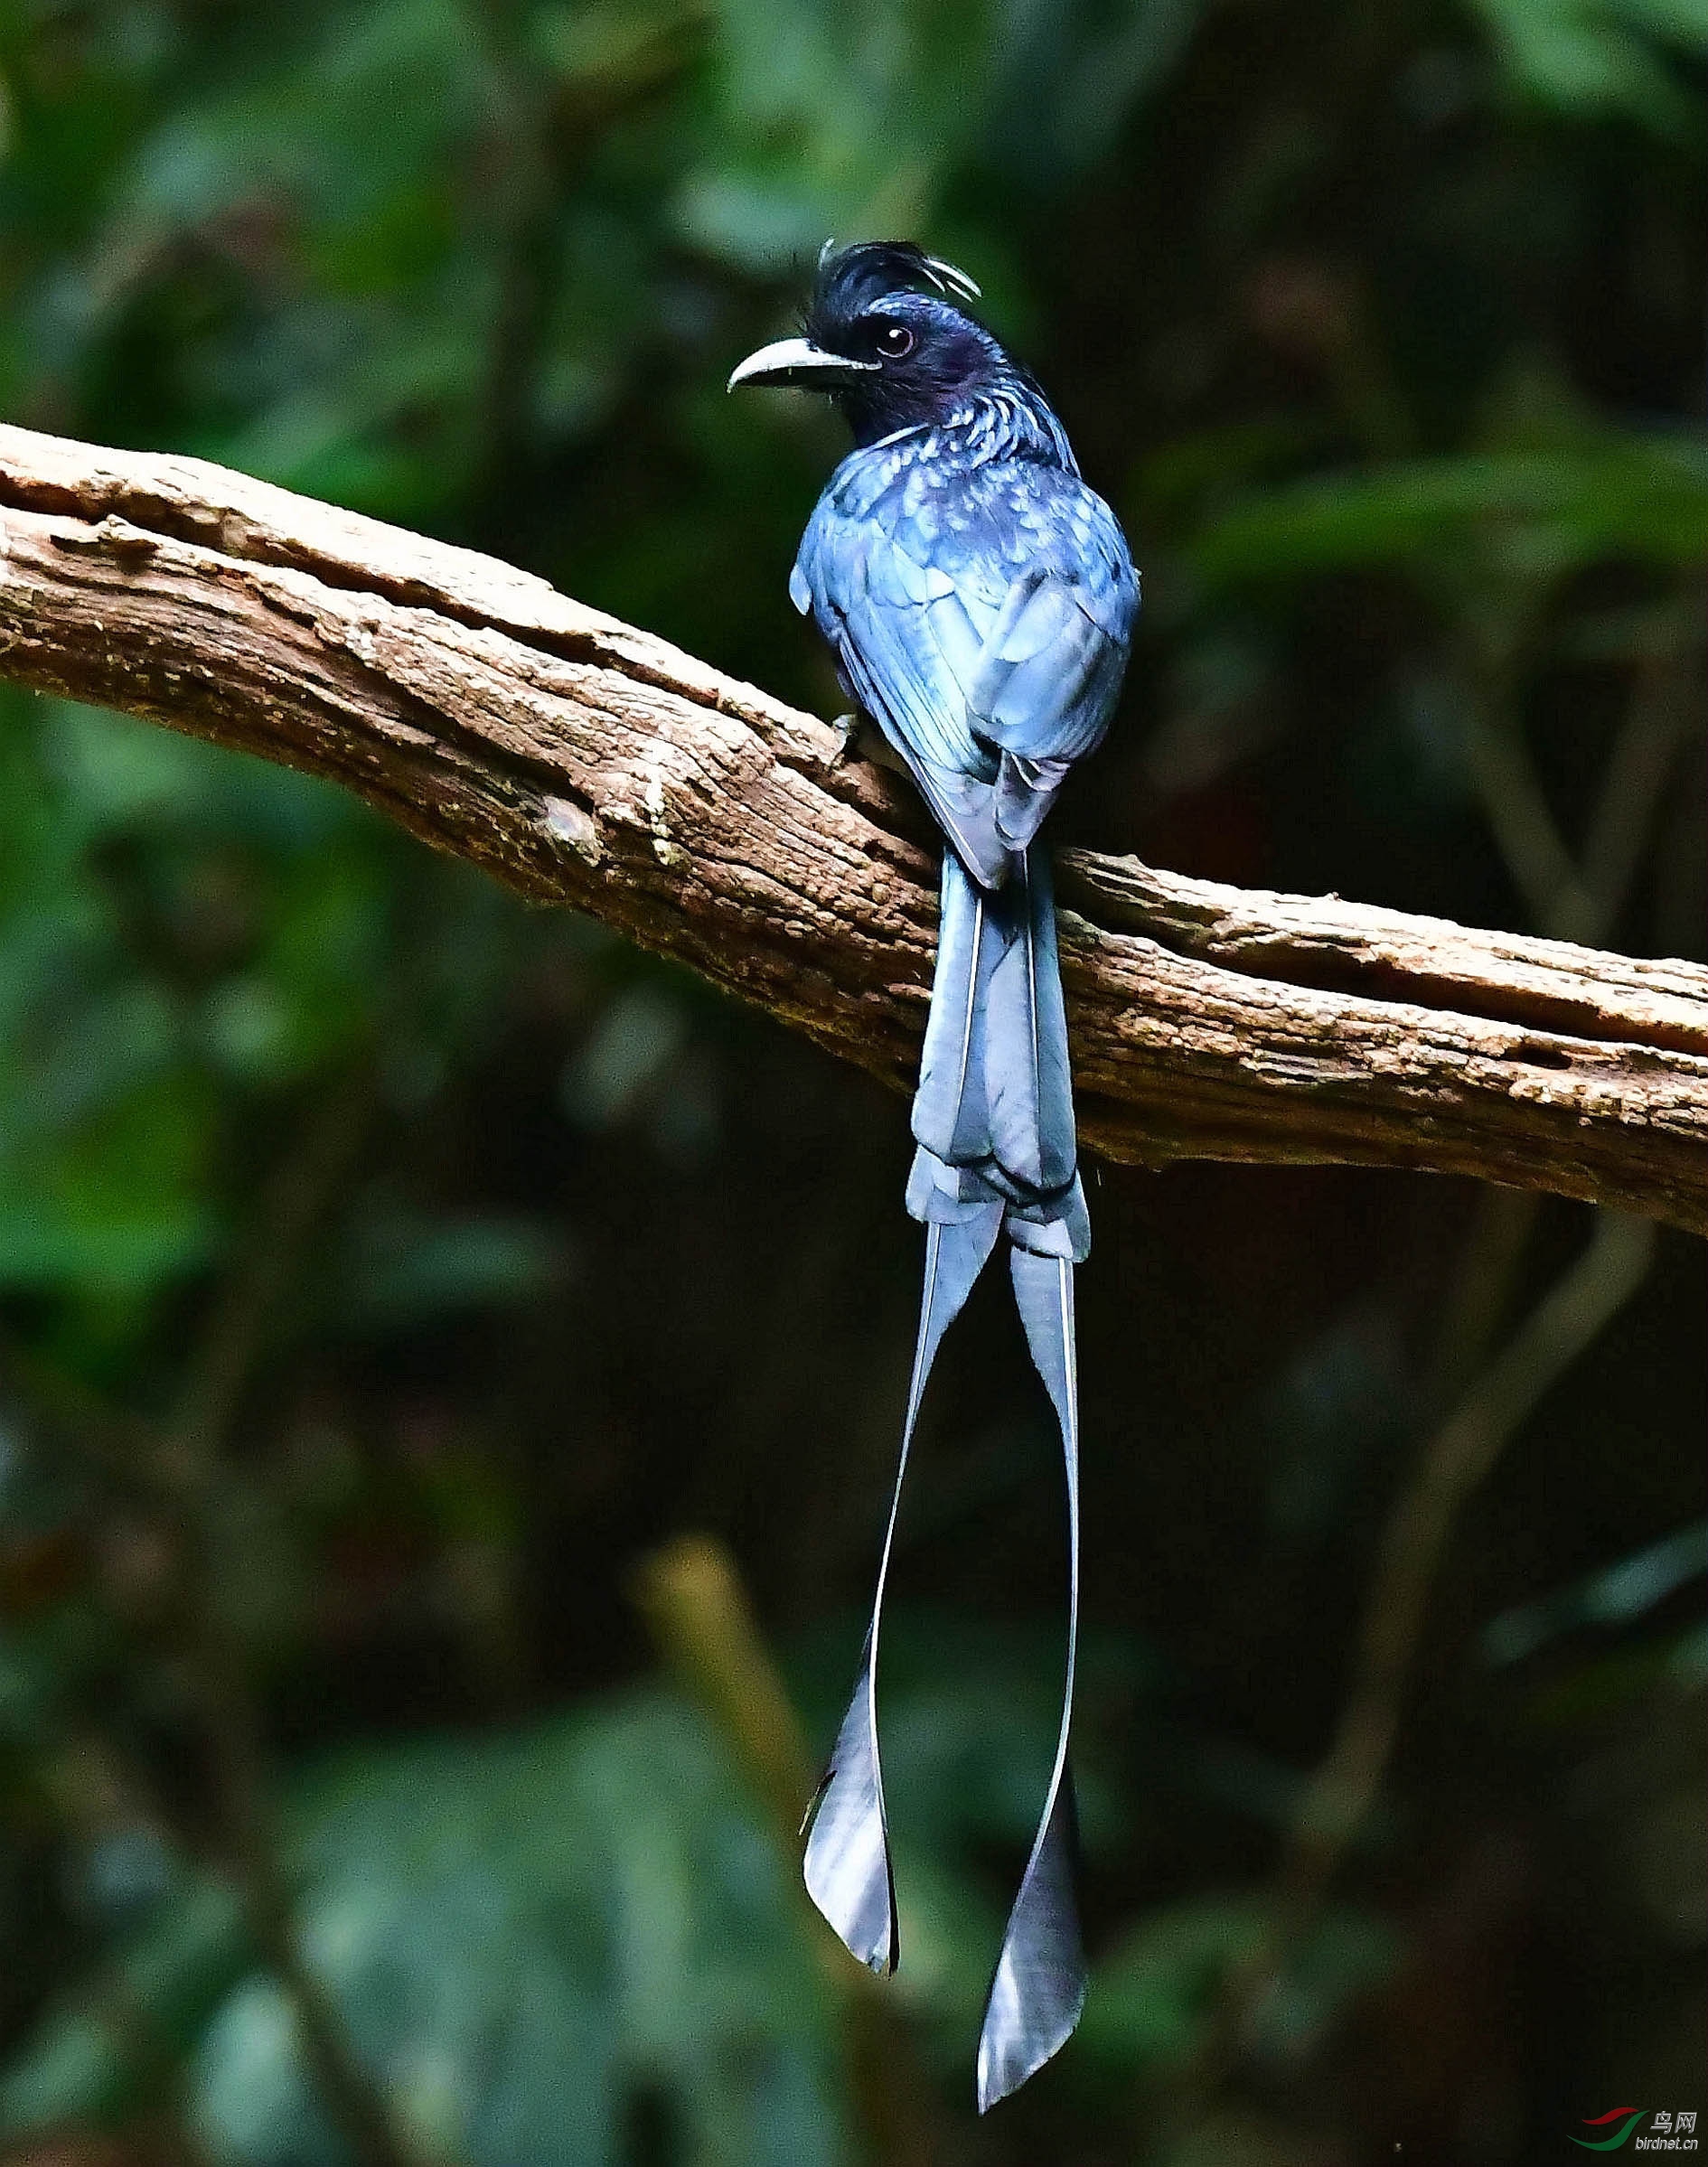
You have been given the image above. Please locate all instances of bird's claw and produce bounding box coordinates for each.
[831,710,862,767]
[832,710,909,777]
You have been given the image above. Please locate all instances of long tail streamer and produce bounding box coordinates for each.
[802,844,1088,2110]
[978,1245,1084,2110]
[802,1204,1003,1974]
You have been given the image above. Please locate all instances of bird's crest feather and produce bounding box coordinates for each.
[811,239,981,329]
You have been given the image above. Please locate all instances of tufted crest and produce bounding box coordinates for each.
[807,240,981,339]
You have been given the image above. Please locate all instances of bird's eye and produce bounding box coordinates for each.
[876,322,915,360]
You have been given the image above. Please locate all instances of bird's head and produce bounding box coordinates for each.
[728,240,1023,446]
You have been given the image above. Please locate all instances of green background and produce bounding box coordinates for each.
[0,1,1703,2161]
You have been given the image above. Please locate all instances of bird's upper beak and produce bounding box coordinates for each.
[726,337,879,393]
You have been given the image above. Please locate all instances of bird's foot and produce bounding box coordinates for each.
[830,710,868,769]
[831,711,908,777]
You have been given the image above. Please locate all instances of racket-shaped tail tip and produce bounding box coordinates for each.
[973,1787,1087,2111]
[975,1963,1086,2113]
[801,1658,900,1975]
[802,1788,898,1975]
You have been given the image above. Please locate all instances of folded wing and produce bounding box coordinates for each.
[794,458,1137,889]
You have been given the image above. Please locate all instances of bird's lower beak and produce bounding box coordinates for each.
[727,337,879,393]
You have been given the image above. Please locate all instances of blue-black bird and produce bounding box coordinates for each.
[729,240,1138,2108]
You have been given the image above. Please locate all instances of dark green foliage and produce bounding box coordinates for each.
[0,0,1703,2161]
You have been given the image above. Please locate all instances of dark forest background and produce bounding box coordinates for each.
[0,1,1703,2162]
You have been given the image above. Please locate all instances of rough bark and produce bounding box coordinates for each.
[0,421,1703,1232]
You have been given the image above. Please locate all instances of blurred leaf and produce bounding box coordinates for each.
[1471,0,1708,136]
[1484,1519,1708,1664]
[560,984,693,1131]
[0,1694,845,2166]
[0,1881,249,2137]
[336,1208,569,1326]
[0,1068,218,1297]
[1078,1895,1397,2078]
[1190,438,1708,589]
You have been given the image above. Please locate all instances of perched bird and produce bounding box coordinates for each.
[729,240,1138,2108]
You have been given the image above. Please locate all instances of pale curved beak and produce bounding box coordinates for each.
[727,337,880,393]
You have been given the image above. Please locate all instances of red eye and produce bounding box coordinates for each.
[877,322,915,360]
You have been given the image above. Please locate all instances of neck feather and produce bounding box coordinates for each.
[846,383,1077,472]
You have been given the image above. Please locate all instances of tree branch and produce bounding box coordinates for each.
[0,422,1703,1229]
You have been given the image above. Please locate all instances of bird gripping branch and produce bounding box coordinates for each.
[729,240,1139,2109]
